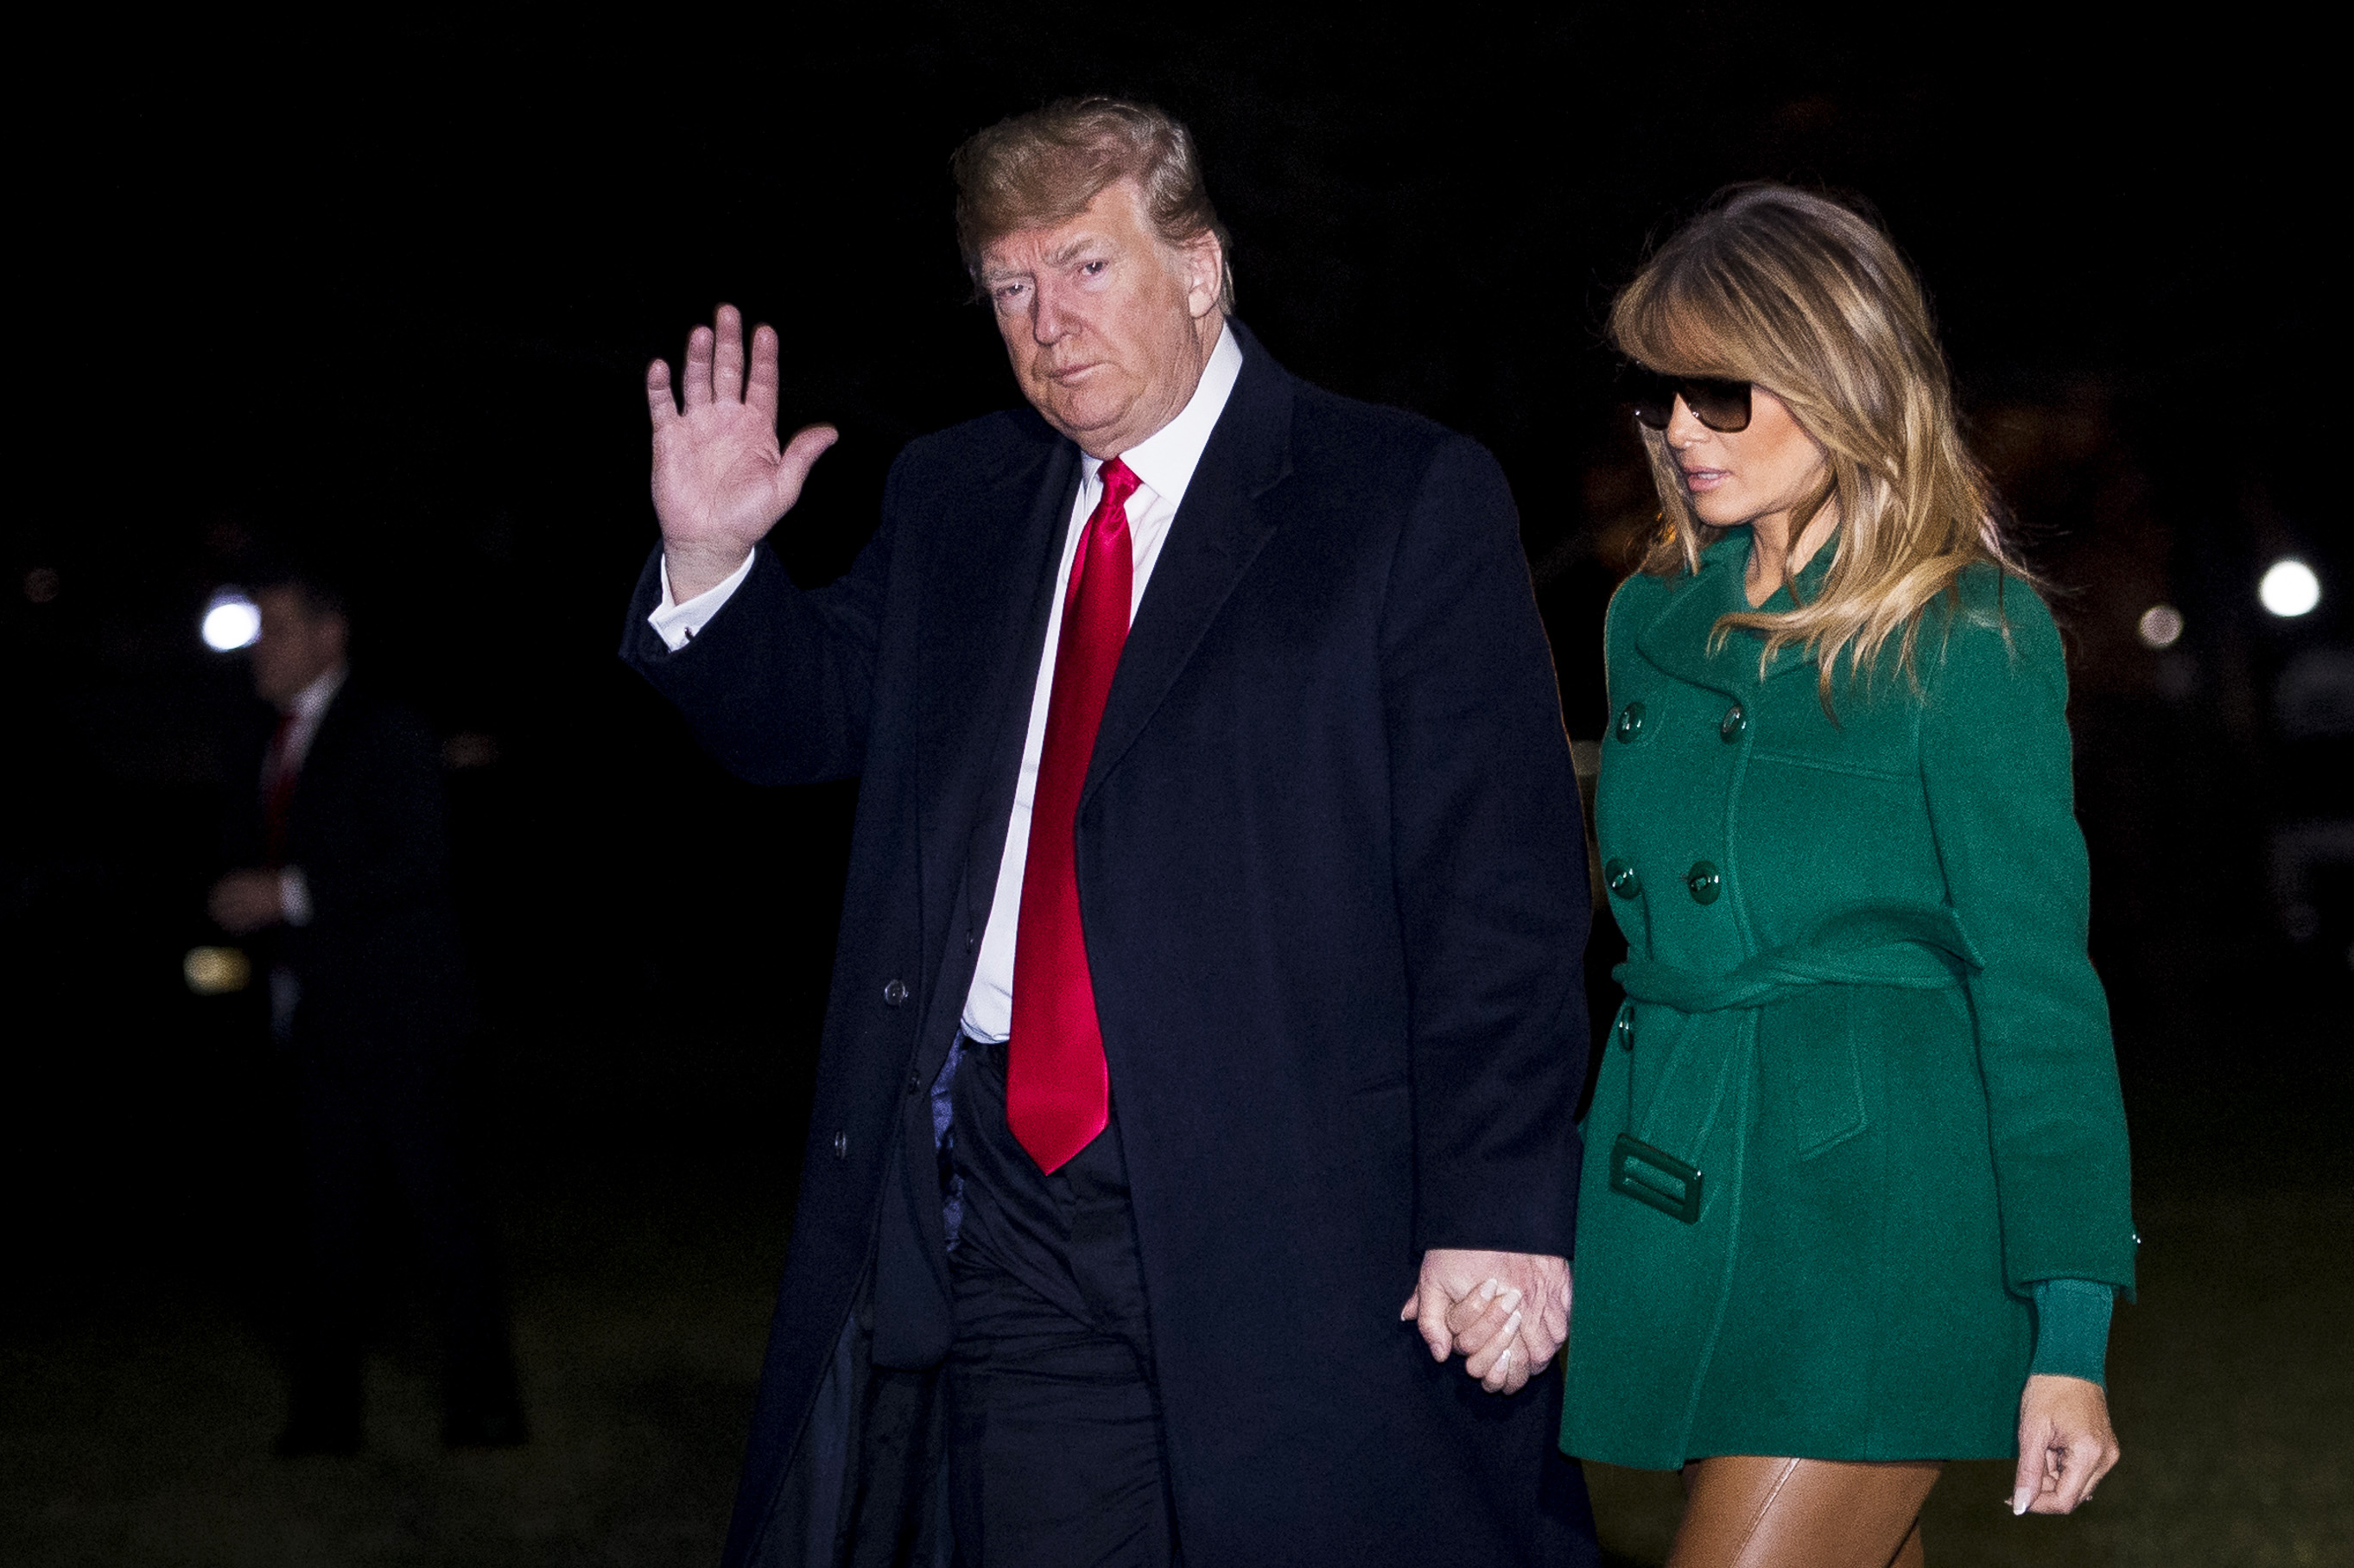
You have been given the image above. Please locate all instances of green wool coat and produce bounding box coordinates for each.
[1559,529,2136,1469]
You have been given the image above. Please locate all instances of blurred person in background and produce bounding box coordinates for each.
[1520,185,2138,1566]
[209,572,524,1455]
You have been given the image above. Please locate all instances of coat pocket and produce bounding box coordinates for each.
[1760,988,1869,1159]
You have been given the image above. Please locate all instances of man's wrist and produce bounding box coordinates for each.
[663,543,754,606]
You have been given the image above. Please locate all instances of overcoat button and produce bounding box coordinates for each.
[1720,701,1747,742]
[1614,701,1647,742]
[1686,861,1723,905]
[883,979,910,1006]
[906,1069,923,1094]
[1615,1011,1635,1051]
[1604,858,1641,898]
[831,1131,849,1159]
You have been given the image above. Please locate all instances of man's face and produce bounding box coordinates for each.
[251,587,346,708]
[979,179,1225,459]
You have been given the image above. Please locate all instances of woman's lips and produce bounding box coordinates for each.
[1682,467,1729,493]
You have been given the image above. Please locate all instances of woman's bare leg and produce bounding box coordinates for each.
[1667,1456,1941,1568]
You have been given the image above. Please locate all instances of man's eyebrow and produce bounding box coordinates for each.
[1043,232,1108,269]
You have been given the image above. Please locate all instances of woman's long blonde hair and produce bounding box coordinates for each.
[1611,183,2033,701]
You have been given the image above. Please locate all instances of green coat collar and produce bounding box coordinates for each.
[1631,526,1834,693]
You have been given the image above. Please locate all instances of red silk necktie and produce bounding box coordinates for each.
[262,712,300,866]
[1006,458,1140,1172]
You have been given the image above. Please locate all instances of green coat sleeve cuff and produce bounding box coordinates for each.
[2028,1277,2115,1386]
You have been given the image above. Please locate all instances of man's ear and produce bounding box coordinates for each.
[1183,232,1225,321]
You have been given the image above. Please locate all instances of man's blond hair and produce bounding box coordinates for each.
[951,97,1234,310]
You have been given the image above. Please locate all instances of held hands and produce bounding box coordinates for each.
[646,304,840,601]
[1400,1248,1571,1396]
[2012,1374,2120,1515]
[208,870,284,935]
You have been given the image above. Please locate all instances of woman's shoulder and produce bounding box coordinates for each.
[1920,562,2066,700]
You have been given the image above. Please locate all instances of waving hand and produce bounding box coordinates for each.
[647,303,839,601]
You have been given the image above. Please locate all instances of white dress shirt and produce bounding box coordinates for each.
[273,663,346,928]
[646,322,1246,1041]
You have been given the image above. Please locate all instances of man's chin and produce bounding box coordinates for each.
[1027,385,1134,446]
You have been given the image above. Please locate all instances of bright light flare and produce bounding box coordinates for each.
[202,588,261,651]
[184,946,252,994]
[2136,605,2185,649]
[2259,559,2321,619]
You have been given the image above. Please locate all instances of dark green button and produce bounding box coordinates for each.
[1614,701,1647,742]
[1686,861,1723,905]
[1614,1010,1635,1051]
[1603,858,1640,898]
[1720,701,1747,742]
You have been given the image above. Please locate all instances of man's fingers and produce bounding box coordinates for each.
[1413,1282,1455,1363]
[771,424,840,513]
[683,324,716,409]
[746,324,783,416]
[782,423,841,476]
[646,359,678,429]
[713,304,746,403]
[1444,1279,1504,1338]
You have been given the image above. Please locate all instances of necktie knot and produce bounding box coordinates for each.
[1096,457,1140,513]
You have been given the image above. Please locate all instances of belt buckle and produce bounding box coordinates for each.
[1609,1133,1704,1224]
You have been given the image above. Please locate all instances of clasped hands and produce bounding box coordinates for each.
[1402,1248,1571,1396]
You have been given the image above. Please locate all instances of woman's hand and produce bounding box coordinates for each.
[2013,1374,2119,1514]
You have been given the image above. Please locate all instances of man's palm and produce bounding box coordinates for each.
[647,304,837,600]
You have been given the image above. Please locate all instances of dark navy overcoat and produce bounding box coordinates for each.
[623,326,1596,1566]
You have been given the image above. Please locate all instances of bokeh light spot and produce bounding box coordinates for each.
[2137,604,2185,649]
[2258,559,2321,618]
[202,588,261,651]
[183,946,252,994]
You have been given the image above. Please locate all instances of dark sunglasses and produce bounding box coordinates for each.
[1620,364,1754,434]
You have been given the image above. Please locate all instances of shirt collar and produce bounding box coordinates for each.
[1083,321,1244,511]
[288,663,347,724]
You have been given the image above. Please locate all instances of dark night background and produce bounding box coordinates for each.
[5,9,2347,1565]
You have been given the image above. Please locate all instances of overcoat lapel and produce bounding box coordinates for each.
[1082,339,1295,806]
[915,427,1082,930]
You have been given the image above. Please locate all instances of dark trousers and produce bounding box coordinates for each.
[288,1044,522,1444]
[944,1032,1178,1567]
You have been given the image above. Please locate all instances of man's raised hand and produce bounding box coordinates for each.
[647,304,839,601]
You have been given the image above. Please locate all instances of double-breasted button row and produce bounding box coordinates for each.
[1604,856,1725,905]
[1614,697,1749,744]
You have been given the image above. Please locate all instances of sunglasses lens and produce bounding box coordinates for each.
[1622,366,1678,430]
[1684,377,1753,433]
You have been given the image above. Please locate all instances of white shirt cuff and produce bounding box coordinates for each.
[280,867,313,927]
[649,549,757,651]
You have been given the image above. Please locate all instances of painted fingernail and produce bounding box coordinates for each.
[1482,1278,1500,1300]
[2011,1487,2032,1516]
[1501,1288,1523,1313]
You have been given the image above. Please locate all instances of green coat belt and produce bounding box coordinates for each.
[1560,535,2136,1468]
